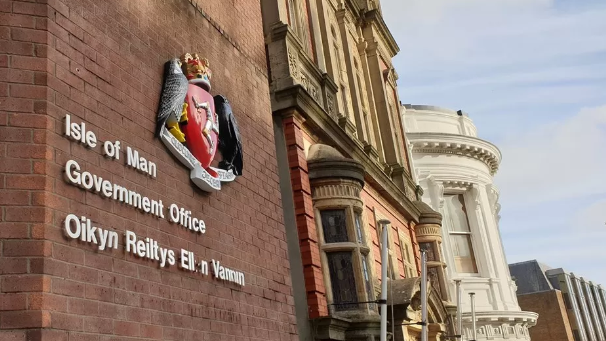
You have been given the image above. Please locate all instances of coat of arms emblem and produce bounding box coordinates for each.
[155,53,243,192]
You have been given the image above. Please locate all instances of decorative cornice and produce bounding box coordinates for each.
[461,310,538,325]
[415,225,442,241]
[344,0,363,17]
[273,85,421,222]
[383,67,397,88]
[408,132,501,175]
[442,180,474,191]
[362,9,399,56]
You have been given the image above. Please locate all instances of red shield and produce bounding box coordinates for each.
[181,84,218,170]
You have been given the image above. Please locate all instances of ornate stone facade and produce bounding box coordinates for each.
[403,105,538,340]
[262,1,453,340]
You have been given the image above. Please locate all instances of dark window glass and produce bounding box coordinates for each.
[362,254,374,308]
[321,210,348,243]
[354,212,364,243]
[327,251,358,310]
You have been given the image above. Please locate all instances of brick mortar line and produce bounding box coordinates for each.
[187,0,269,79]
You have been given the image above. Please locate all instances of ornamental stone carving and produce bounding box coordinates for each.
[426,177,445,210]
[471,184,482,210]
[309,82,320,102]
[288,51,299,80]
[299,71,308,89]
[326,93,335,116]
[408,135,501,175]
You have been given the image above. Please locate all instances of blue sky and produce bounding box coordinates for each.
[381,0,606,284]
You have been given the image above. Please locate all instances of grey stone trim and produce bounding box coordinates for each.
[272,116,313,341]
[273,84,422,222]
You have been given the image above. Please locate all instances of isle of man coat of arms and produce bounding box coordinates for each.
[155,53,243,192]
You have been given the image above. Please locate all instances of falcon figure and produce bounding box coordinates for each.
[156,59,189,143]
[214,95,243,176]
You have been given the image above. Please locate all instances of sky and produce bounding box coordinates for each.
[381,0,606,284]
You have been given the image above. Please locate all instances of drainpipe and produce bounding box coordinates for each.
[470,292,477,341]
[380,220,390,341]
[456,280,462,337]
[421,250,428,341]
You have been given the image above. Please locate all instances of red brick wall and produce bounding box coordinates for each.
[1,0,296,340]
[518,290,574,341]
[361,184,419,281]
[282,112,327,319]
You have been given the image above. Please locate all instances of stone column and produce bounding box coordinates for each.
[363,37,402,170]
[357,39,382,161]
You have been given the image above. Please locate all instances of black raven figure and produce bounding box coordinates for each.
[155,59,189,141]
[214,95,243,176]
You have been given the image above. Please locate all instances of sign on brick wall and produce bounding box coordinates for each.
[62,111,245,286]
[58,54,248,287]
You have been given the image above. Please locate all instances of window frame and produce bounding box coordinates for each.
[443,193,479,275]
[375,217,399,280]
[399,233,416,279]
[316,204,374,312]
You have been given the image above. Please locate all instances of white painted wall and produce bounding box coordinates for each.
[403,105,537,341]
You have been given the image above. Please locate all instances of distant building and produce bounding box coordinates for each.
[510,260,606,341]
[404,105,538,340]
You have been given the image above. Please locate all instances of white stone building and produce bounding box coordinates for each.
[402,105,538,340]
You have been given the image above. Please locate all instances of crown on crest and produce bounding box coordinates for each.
[180,53,212,91]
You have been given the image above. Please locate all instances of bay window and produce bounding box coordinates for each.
[318,207,374,312]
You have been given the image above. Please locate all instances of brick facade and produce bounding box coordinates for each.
[518,290,574,341]
[281,112,327,319]
[361,184,420,281]
[1,0,297,340]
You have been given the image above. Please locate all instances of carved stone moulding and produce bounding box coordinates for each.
[443,180,474,191]
[307,144,365,188]
[409,133,501,175]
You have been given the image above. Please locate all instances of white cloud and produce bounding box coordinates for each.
[505,223,606,284]
[399,63,606,94]
[576,199,606,230]
[383,0,606,73]
[381,0,606,284]
[495,105,606,205]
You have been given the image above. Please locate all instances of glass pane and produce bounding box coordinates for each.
[321,210,348,243]
[362,254,375,307]
[450,234,478,273]
[444,195,472,232]
[327,252,358,311]
[402,243,410,263]
[354,212,364,243]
